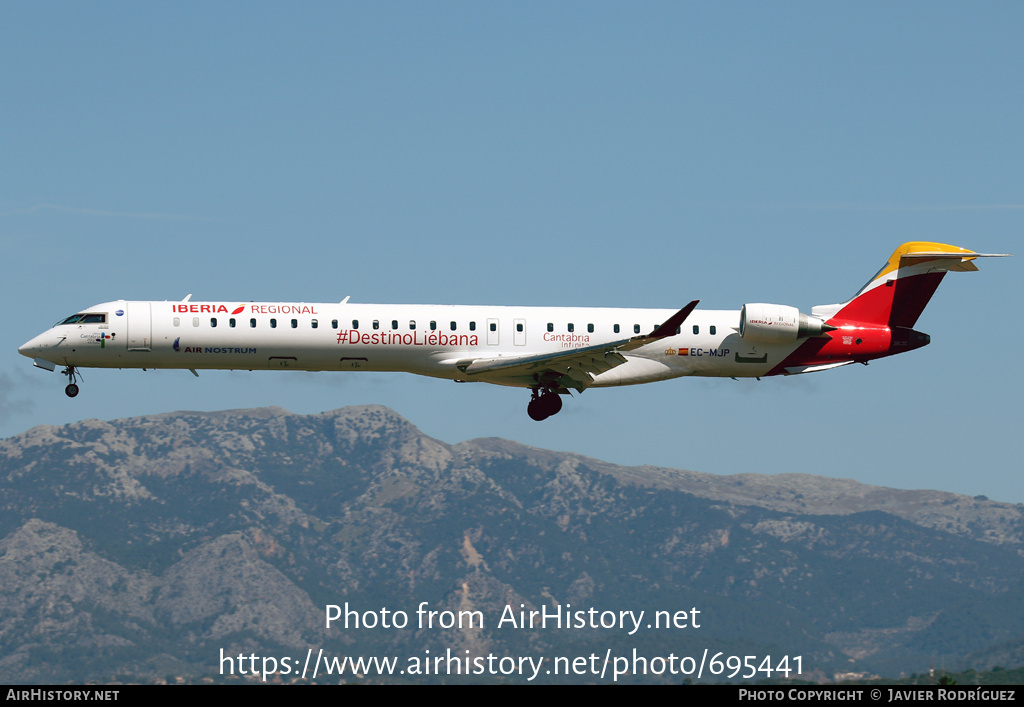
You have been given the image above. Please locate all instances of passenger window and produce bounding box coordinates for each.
[516,323,523,332]
[391,320,398,330]
[450,321,457,331]
[430,321,437,331]
[173,317,180,327]
[634,324,640,334]
[614,324,620,334]
[547,323,553,332]
[568,323,574,333]
[469,321,476,331]
[211,318,217,327]
[192,317,199,327]
[587,323,594,333]
[230,318,236,328]
[291,319,297,328]
[270,319,277,328]
[409,320,416,330]
[311,319,318,329]
[250,318,257,328]
[710,325,717,335]
[373,320,380,330]
[489,322,496,332]
[693,325,699,335]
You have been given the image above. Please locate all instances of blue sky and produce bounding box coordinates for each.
[3,3,1021,500]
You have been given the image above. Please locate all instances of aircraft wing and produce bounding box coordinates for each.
[455,300,699,392]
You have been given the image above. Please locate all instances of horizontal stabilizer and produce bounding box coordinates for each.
[897,249,1010,273]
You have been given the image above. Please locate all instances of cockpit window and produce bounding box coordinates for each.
[56,313,106,325]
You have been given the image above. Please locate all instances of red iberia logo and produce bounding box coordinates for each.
[171,304,318,315]
[172,304,241,314]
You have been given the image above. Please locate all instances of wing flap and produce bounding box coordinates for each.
[458,340,632,376]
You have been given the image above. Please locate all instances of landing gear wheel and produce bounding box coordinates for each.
[545,392,562,417]
[61,365,81,398]
[527,391,563,421]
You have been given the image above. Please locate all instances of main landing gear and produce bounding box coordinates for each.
[527,388,563,421]
[62,365,80,398]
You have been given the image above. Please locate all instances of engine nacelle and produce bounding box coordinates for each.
[739,303,831,344]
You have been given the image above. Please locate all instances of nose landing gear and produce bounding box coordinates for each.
[527,388,563,421]
[62,365,80,398]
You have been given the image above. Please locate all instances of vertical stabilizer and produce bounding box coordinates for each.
[812,242,1008,328]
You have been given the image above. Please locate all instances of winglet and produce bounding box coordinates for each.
[618,300,699,352]
[648,300,699,339]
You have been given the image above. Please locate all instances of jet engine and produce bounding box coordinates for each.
[739,303,832,344]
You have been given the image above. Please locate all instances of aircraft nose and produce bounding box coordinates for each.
[19,332,49,358]
[19,332,61,372]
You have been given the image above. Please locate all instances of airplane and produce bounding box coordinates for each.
[18,241,1008,421]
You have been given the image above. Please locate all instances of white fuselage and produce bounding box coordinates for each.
[19,243,1004,419]
[20,299,795,389]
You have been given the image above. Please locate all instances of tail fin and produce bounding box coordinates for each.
[812,241,1009,327]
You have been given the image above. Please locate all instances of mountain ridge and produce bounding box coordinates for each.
[1,405,1022,683]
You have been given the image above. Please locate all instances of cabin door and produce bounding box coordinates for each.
[126,302,152,351]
